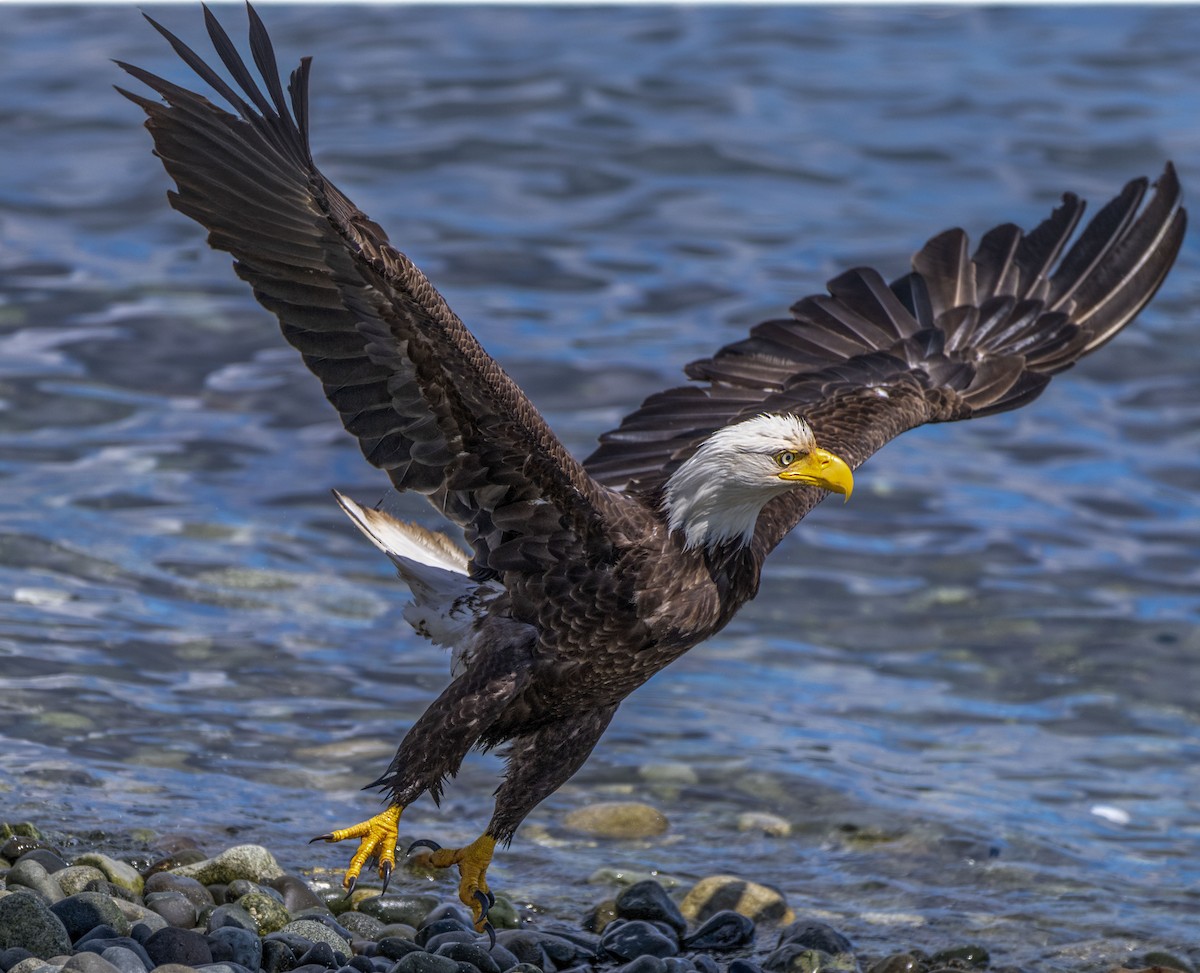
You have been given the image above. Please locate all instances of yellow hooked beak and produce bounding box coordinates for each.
[777,446,854,501]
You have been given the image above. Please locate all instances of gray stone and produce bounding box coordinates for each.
[142,874,214,911]
[394,952,460,973]
[356,894,439,929]
[207,905,258,934]
[0,893,73,959]
[54,869,108,899]
[266,876,324,914]
[233,892,291,934]
[336,913,385,940]
[51,894,130,941]
[143,892,196,930]
[9,961,61,973]
[434,942,499,973]
[207,927,262,970]
[110,904,166,935]
[615,881,686,935]
[279,919,350,957]
[562,802,669,839]
[776,922,851,955]
[143,927,213,968]
[71,857,142,898]
[6,861,65,905]
[617,958,666,973]
[13,851,69,875]
[99,945,151,973]
[195,964,254,973]
[62,954,121,973]
[600,920,678,961]
[76,936,152,971]
[169,845,284,886]
[682,911,756,952]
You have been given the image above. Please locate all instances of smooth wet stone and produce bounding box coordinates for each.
[84,882,136,906]
[336,913,385,940]
[434,942,499,973]
[617,958,667,973]
[14,851,68,875]
[143,873,214,911]
[537,930,600,965]
[76,936,152,970]
[683,911,756,951]
[72,856,142,898]
[170,845,285,886]
[0,831,51,859]
[764,947,858,973]
[1,948,36,972]
[144,927,214,967]
[281,919,350,959]
[226,880,277,903]
[413,920,468,950]
[663,960,695,973]
[61,953,121,973]
[51,893,130,942]
[600,920,678,961]
[111,904,166,936]
[55,868,107,899]
[864,952,924,973]
[776,922,851,955]
[267,877,326,915]
[208,904,259,934]
[680,876,792,925]
[729,960,765,973]
[493,932,548,969]
[0,894,73,960]
[6,861,65,904]
[485,894,519,931]
[583,899,619,934]
[694,956,720,973]
[393,952,460,973]
[143,891,197,930]
[356,895,439,929]
[375,939,423,961]
[563,802,669,839]
[235,892,291,934]
[97,946,149,973]
[297,941,341,969]
[261,938,298,973]
[200,964,255,973]
[7,960,56,973]
[420,932,476,953]
[208,926,263,970]
[638,763,700,787]
[615,881,687,936]
[1139,951,1193,973]
[928,945,988,969]
[736,813,792,838]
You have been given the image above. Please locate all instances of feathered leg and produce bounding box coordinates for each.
[312,658,530,895]
[412,705,619,938]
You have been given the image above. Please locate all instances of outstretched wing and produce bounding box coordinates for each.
[118,6,614,580]
[583,164,1185,556]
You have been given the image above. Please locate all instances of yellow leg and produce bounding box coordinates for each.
[411,833,497,935]
[310,805,402,894]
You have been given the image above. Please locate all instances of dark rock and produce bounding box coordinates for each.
[615,881,687,936]
[582,899,619,935]
[763,946,843,973]
[493,932,548,969]
[348,957,376,973]
[929,945,988,969]
[199,964,255,973]
[421,931,478,953]
[12,850,68,875]
[98,945,151,973]
[298,941,342,969]
[62,952,122,973]
[51,892,130,942]
[394,951,461,973]
[415,919,469,949]
[422,905,472,928]
[227,879,280,902]
[0,948,35,972]
[504,965,543,973]
[127,924,156,946]
[209,903,260,933]
[693,956,720,973]
[268,875,327,914]
[75,926,123,947]
[0,836,57,861]
[776,922,851,955]
[144,926,215,967]
[728,962,765,973]
[209,883,231,905]
[1140,951,1193,973]
[682,911,755,952]
[208,926,263,969]
[358,895,440,929]
[663,960,695,973]
[144,891,198,929]
[262,937,299,973]
[83,881,136,904]
[76,936,153,970]
[485,945,520,973]
[5,860,64,905]
[143,873,215,911]
[601,920,679,961]
[377,938,425,962]
[866,955,925,973]
[339,913,386,940]
[536,930,600,965]
[434,942,500,973]
[617,958,667,973]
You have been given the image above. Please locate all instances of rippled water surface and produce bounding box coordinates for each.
[2,5,1198,969]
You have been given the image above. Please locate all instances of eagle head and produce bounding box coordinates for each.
[663,413,853,551]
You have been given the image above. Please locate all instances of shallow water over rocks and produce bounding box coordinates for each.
[1,6,1198,970]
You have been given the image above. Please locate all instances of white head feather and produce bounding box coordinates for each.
[663,413,819,551]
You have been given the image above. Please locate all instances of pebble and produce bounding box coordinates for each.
[51,893,131,941]
[683,912,756,952]
[562,802,669,838]
[6,860,66,904]
[615,881,687,935]
[601,920,679,961]
[170,845,285,886]
[680,875,794,925]
[0,893,73,959]
[735,814,792,838]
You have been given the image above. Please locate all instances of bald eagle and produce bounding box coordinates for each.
[119,5,1185,939]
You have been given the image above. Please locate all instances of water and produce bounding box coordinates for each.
[1,5,1198,969]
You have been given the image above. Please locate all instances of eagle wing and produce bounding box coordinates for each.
[583,164,1185,557]
[118,7,614,581]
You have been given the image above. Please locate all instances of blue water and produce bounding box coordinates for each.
[1,5,1198,969]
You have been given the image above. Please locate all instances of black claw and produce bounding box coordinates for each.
[380,861,393,895]
[309,833,334,844]
[481,920,496,950]
[342,874,358,900]
[407,838,443,854]
[473,888,491,922]
[487,890,496,908]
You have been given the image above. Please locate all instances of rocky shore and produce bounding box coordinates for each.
[0,822,1187,973]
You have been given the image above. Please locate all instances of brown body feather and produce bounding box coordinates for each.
[119,6,1185,843]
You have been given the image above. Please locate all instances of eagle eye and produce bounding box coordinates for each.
[775,450,797,467]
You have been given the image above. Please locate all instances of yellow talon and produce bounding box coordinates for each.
[312,805,403,892]
[414,833,497,931]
